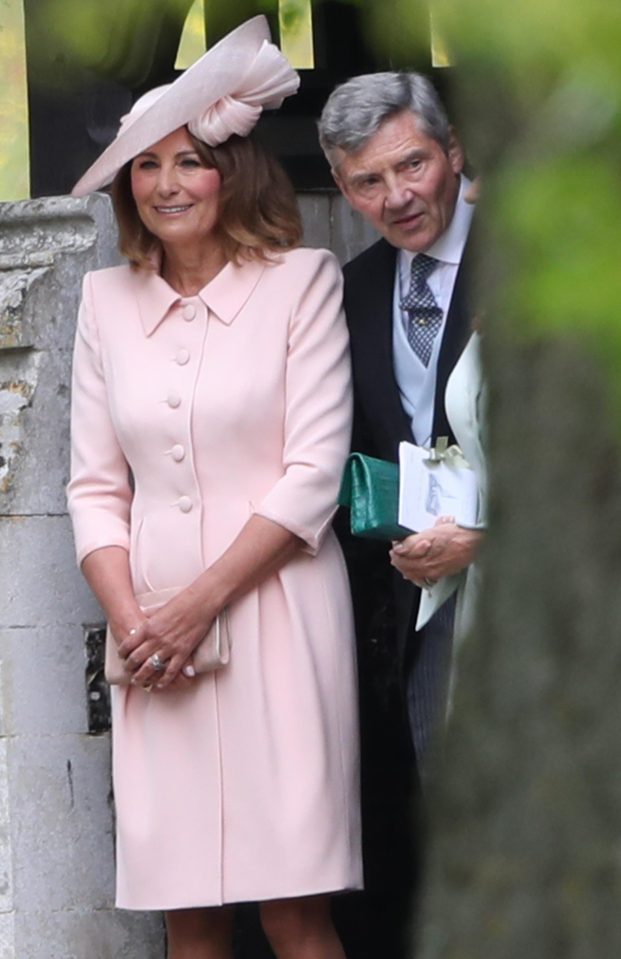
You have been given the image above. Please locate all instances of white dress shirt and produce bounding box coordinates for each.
[392,175,474,447]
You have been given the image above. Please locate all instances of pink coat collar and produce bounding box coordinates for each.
[134,256,268,336]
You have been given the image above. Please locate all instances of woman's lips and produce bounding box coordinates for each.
[154,205,193,214]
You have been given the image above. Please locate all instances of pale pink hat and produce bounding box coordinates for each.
[72,16,299,197]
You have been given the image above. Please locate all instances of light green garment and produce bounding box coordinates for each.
[416,331,487,635]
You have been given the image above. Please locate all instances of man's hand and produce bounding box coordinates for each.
[389,518,483,587]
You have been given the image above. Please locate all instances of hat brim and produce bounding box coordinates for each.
[72,16,271,197]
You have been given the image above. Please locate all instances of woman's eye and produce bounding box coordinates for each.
[136,159,158,170]
[180,157,202,169]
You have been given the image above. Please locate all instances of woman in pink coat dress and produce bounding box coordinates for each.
[67,17,361,959]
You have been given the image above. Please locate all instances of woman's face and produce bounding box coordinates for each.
[130,127,222,249]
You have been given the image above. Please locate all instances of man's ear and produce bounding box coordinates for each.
[447,127,465,174]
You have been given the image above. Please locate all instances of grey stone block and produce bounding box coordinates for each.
[0,267,51,351]
[0,740,13,914]
[0,514,101,628]
[0,195,118,268]
[9,734,114,911]
[0,193,121,356]
[0,913,15,959]
[0,625,90,736]
[14,908,164,959]
[0,347,73,514]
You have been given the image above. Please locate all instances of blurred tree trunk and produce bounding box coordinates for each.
[414,2,621,955]
[418,333,621,957]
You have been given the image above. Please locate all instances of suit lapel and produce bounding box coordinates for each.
[344,239,412,461]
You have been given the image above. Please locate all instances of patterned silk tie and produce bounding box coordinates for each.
[400,253,443,367]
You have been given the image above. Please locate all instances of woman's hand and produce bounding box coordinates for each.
[117,587,215,690]
[389,517,483,587]
[86,517,300,691]
[118,514,301,689]
[79,545,191,690]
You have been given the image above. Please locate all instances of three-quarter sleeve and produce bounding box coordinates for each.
[66,273,132,566]
[253,250,352,554]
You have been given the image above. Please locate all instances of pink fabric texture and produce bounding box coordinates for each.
[67,248,362,909]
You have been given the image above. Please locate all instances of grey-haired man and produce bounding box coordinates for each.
[319,72,476,958]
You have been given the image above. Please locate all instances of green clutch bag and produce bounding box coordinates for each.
[338,452,413,541]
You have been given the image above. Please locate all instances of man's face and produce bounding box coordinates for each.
[333,110,464,253]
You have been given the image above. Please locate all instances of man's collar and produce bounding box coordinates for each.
[401,174,474,272]
[134,257,267,336]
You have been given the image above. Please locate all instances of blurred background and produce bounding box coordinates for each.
[0,0,453,199]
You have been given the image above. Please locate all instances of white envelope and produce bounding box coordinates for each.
[398,440,478,532]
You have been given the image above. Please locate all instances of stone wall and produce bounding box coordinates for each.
[0,192,374,959]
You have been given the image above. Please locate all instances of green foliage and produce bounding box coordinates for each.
[363,0,432,64]
[26,0,194,86]
[438,0,621,82]
[496,157,621,338]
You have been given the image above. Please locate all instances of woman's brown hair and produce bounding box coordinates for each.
[111,131,302,270]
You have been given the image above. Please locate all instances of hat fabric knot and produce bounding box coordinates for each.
[188,39,299,146]
[189,94,262,146]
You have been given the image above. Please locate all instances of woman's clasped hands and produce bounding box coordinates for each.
[116,590,215,691]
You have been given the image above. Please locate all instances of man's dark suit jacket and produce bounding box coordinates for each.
[334,235,472,959]
[343,234,473,666]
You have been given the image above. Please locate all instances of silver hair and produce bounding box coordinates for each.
[318,72,451,170]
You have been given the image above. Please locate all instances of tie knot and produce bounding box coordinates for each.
[409,253,437,287]
[400,253,440,313]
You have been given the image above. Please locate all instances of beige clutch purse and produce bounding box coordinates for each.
[105,586,231,685]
